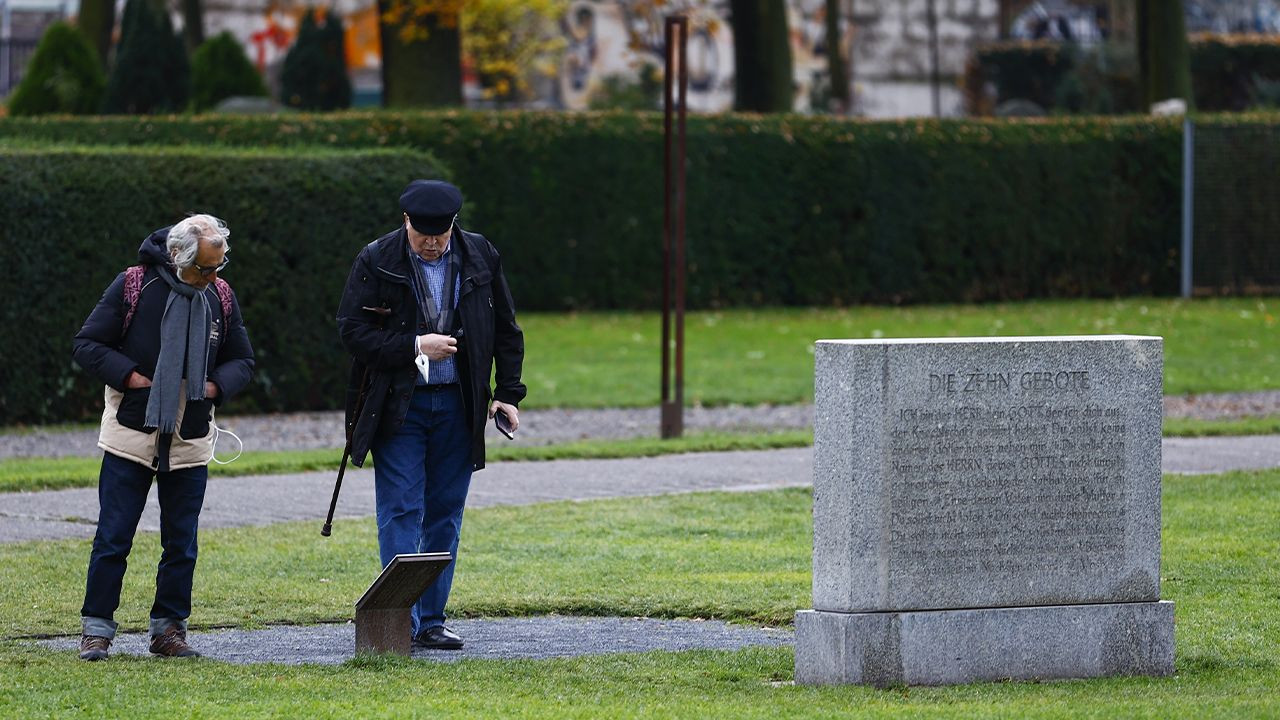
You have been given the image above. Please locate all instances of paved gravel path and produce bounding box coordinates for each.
[39,616,793,665]
[0,449,814,543]
[4,436,1280,544]
[4,392,1279,459]
[0,405,815,459]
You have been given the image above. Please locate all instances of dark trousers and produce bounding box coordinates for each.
[371,384,473,636]
[81,452,208,629]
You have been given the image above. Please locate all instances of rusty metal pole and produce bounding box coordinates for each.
[661,15,688,439]
[675,15,688,432]
[661,18,674,437]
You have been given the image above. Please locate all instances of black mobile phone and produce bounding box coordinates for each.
[494,409,515,440]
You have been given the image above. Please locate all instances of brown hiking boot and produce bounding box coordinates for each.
[149,627,200,658]
[79,634,111,661]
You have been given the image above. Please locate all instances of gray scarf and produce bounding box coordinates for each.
[145,265,211,434]
[406,235,460,334]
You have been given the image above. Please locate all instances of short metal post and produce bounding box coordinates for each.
[1181,117,1194,299]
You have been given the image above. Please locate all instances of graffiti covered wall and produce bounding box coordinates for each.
[556,0,851,112]
[193,0,852,111]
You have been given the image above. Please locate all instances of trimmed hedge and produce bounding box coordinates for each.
[0,111,1186,311]
[0,144,445,424]
[1190,116,1280,293]
[1190,33,1280,112]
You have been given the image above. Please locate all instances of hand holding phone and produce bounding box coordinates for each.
[494,409,515,439]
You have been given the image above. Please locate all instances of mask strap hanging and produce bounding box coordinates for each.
[208,421,243,465]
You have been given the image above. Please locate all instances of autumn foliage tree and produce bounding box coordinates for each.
[462,0,564,102]
[378,0,565,106]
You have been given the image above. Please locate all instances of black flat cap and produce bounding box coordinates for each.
[400,180,463,235]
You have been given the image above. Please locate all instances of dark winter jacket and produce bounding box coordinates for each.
[337,225,525,470]
[72,227,256,469]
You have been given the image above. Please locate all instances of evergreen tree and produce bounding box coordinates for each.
[379,3,463,107]
[8,22,106,115]
[1137,0,1192,109]
[190,32,268,112]
[280,10,352,111]
[729,0,794,112]
[180,0,205,53]
[102,0,190,113]
[76,0,115,66]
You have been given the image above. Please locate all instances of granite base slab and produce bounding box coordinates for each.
[795,601,1174,687]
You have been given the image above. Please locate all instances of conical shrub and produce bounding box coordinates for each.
[280,9,351,111]
[102,0,189,113]
[190,31,268,111]
[7,22,106,115]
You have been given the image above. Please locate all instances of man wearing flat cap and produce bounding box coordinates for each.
[337,179,525,650]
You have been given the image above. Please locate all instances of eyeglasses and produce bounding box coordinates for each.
[193,257,230,277]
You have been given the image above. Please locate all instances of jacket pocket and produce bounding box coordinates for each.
[116,388,151,431]
[179,399,212,439]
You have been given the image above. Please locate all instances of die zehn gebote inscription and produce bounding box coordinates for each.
[888,369,1128,578]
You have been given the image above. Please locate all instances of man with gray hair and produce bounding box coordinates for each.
[71,215,255,661]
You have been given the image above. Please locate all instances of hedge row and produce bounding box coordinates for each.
[1191,118,1280,293]
[0,111,1186,312]
[1191,33,1280,112]
[972,34,1280,113]
[0,144,445,423]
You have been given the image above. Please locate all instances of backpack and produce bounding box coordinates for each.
[121,264,234,335]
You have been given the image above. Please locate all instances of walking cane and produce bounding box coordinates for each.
[321,366,371,537]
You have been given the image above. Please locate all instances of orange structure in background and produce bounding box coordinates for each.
[344,5,382,73]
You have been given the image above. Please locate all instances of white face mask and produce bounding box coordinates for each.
[415,351,431,383]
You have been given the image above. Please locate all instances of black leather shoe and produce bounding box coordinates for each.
[412,625,463,650]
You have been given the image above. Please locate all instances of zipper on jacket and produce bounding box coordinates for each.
[374,265,409,284]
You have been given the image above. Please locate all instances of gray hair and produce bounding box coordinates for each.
[167,214,230,269]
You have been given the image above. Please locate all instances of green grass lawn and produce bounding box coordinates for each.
[1162,415,1280,437]
[0,470,1276,718]
[520,298,1280,408]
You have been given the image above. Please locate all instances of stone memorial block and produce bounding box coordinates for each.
[796,336,1174,686]
[355,552,452,655]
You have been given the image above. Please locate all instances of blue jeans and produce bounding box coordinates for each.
[371,384,473,636]
[81,452,208,639]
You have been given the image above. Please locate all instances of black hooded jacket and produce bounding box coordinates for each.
[337,225,525,470]
[72,228,256,447]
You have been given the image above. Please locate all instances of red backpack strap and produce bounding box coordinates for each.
[213,278,234,321]
[121,265,145,335]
